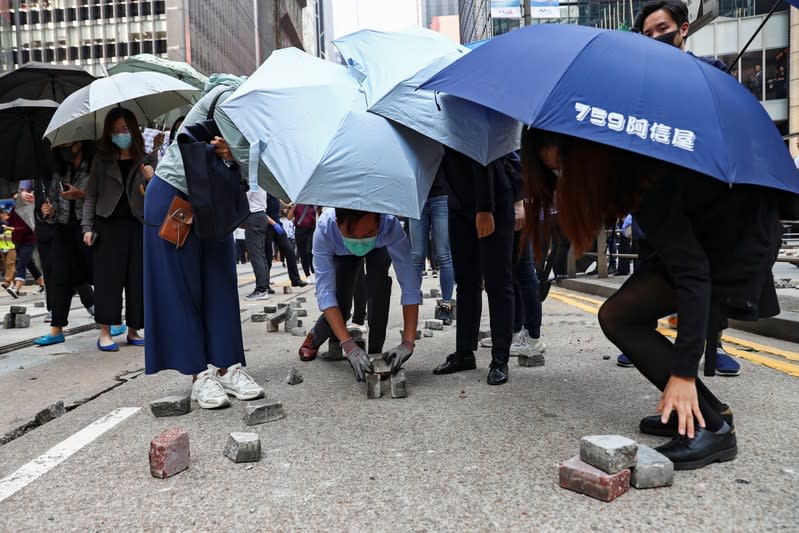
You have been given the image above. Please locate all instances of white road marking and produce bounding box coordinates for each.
[0,407,140,504]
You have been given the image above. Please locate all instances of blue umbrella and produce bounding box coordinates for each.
[333,27,520,165]
[218,48,443,218]
[421,24,799,194]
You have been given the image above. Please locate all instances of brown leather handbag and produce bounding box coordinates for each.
[159,195,193,248]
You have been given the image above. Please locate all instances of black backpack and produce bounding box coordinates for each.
[177,89,249,241]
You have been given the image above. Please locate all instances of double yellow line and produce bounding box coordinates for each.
[549,289,799,378]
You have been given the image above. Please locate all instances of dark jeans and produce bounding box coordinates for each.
[93,216,143,329]
[310,248,392,354]
[513,232,542,338]
[245,212,269,292]
[449,192,515,364]
[266,224,302,285]
[14,242,41,282]
[598,271,725,432]
[36,233,53,310]
[295,225,314,277]
[50,220,94,328]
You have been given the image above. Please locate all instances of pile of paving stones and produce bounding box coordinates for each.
[3,305,31,329]
[559,435,673,502]
[774,278,799,289]
[252,297,309,337]
[148,393,287,477]
[365,355,408,399]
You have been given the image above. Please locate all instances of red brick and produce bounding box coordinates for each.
[559,455,630,502]
[149,428,190,479]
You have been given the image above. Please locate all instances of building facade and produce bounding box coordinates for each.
[421,0,459,27]
[459,0,492,43]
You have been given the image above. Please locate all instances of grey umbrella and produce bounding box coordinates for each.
[0,62,95,104]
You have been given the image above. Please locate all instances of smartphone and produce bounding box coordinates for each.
[59,182,69,193]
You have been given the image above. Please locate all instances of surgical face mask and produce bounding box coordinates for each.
[653,29,680,47]
[342,235,377,257]
[111,133,133,150]
[551,168,562,177]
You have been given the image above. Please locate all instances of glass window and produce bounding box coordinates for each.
[719,53,740,82]
[765,47,787,100]
[741,50,764,100]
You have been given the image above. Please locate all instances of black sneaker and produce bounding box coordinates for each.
[655,422,737,470]
[639,405,734,437]
[438,304,452,325]
[487,360,509,385]
[266,287,276,295]
[292,279,308,288]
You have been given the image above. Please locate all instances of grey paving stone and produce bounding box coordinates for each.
[34,301,45,308]
[251,313,267,323]
[3,313,14,329]
[35,400,66,425]
[366,374,381,399]
[425,319,443,331]
[223,432,261,463]
[296,296,307,303]
[630,445,674,489]
[423,329,434,337]
[286,367,303,385]
[150,395,191,417]
[14,314,30,328]
[243,401,285,426]
[295,309,308,317]
[390,370,407,399]
[264,305,278,314]
[9,305,26,314]
[580,435,638,474]
[519,353,546,367]
[290,327,307,337]
[430,288,441,298]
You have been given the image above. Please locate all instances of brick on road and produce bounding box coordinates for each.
[425,319,443,331]
[14,314,31,328]
[290,327,307,337]
[631,445,674,489]
[35,400,66,425]
[519,353,545,367]
[264,305,277,314]
[285,367,303,385]
[149,428,190,479]
[580,435,638,474]
[251,313,267,323]
[296,296,306,303]
[9,305,26,314]
[390,370,407,399]
[3,313,14,329]
[366,374,381,399]
[559,455,630,502]
[223,432,261,463]
[243,401,285,426]
[150,395,191,417]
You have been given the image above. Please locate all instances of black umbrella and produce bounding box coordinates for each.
[0,98,58,183]
[0,62,95,104]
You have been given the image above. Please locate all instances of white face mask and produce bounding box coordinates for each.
[551,168,562,177]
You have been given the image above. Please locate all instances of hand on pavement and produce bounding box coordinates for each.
[383,340,414,372]
[342,338,373,382]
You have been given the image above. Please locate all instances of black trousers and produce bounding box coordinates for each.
[266,224,302,284]
[36,235,54,311]
[93,216,144,329]
[598,271,724,431]
[352,264,367,325]
[50,220,94,328]
[295,225,314,277]
[311,248,392,354]
[449,191,515,364]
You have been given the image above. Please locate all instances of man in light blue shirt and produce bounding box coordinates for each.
[298,208,422,381]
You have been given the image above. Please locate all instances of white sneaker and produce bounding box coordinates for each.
[191,370,231,409]
[479,336,493,348]
[215,364,264,400]
[510,329,546,357]
[306,274,315,284]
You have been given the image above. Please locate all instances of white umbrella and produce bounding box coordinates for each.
[43,72,198,146]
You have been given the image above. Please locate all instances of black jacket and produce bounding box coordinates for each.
[438,147,524,213]
[635,167,781,377]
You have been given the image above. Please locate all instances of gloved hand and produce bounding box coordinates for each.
[384,340,414,372]
[272,223,286,237]
[342,338,373,382]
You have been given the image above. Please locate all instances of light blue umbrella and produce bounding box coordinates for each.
[218,47,443,218]
[333,27,521,165]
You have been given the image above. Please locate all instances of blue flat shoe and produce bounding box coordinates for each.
[97,340,119,352]
[110,324,128,337]
[33,333,65,346]
[126,337,145,346]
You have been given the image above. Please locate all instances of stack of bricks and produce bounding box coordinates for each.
[323,326,366,360]
[3,306,30,329]
[365,354,408,400]
[262,300,308,337]
[559,435,673,502]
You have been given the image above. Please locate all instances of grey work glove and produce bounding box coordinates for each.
[342,338,373,382]
[384,340,415,372]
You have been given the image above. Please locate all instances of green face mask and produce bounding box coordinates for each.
[342,236,377,256]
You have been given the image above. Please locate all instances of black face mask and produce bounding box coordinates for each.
[55,146,77,162]
[654,29,680,47]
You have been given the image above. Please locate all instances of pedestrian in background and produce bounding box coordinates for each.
[290,203,317,283]
[233,226,247,264]
[82,108,150,351]
[265,193,306,289]
[0,209,15,289]
[5,188,45,298]
[243,184,272,301]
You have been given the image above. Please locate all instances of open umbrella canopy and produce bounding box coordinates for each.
[0,99,58,182]
[0,62,95,104]
[333,27,520,165]
[108,54,209,92]
[421,24,799,194]
[219,47,443,218]
[44,72,199,146]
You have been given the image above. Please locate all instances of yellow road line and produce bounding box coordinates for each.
[549,290,799,377]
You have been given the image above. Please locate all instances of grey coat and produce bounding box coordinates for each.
[82,150,156,233]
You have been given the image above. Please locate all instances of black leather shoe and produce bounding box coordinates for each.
[486,360,508,385]
[292,280,308,287]
[432,352,476,375]
[438,304,452,326]
[640,405,734,437]
[655,422,737,470]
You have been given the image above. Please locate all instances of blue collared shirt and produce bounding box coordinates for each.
[312,209,422,311]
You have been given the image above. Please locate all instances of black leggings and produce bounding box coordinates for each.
[598,271,724,431]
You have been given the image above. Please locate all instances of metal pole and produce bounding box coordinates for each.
[725,0,781,74]
[524,0,531,26]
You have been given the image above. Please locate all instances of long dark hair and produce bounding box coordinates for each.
[98,107,145,160]
[168,116,186,147]
[522,128,654,257]
[52,140,96,177]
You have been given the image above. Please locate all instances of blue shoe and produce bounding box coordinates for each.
[715,350,741,376]
[33,333,65,346]
[110,324,127,337]
[97,340,119,352]
[616,353,635,368]
[126,337,145,346]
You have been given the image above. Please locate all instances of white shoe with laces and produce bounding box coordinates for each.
[191,370,231,409]
[215,364,265,400]
[510,328,546,357]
